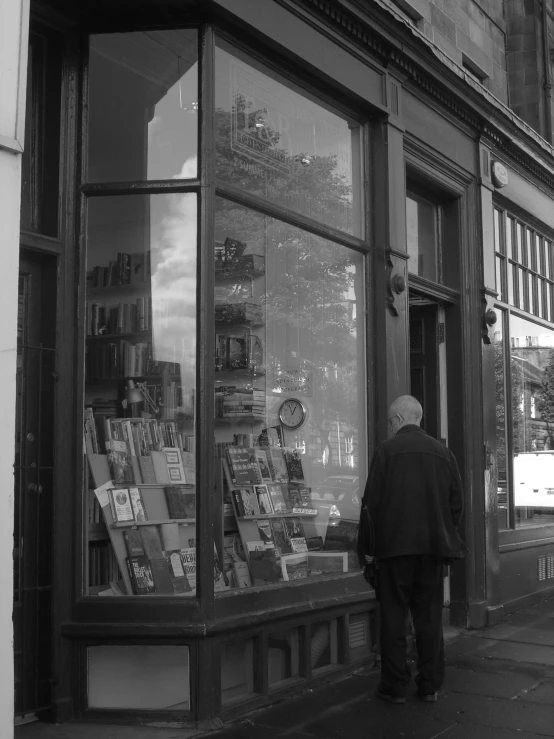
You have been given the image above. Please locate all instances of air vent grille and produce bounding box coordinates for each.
[349,619,367,649]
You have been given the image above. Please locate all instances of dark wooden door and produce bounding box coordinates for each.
[13,250,56,721]
[409,304,439,440]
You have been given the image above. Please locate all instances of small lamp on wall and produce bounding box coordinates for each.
[124,379,159,416]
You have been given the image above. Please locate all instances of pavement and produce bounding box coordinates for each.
[15,596,554,739]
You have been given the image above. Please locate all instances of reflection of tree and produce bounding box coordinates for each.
[214,97,360,469]
[493,338,506,480]
[537,350,554,449]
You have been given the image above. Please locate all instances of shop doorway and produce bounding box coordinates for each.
[408,296,448,446]
[13,250,56,723]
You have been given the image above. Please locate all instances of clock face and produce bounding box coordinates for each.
[279,399,307,430]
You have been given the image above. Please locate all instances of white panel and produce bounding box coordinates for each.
[0,0,29,150]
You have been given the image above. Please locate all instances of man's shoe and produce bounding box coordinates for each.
[377,688,406,705]
[418,691,438,702]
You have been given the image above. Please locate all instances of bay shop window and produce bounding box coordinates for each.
[82,29,367,602]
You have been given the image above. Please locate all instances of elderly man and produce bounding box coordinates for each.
[362,395,465,704]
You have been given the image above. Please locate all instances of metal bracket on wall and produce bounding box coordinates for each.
[386,254,406,316]
[481,289,498,344]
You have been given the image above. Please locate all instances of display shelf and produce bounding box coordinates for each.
[215,416,266,424]
[110,518,195,529]
[235,512,318,521]
[87,331,151,341]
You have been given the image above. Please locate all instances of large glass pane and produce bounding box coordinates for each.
[493,313,508,529]
[493,209,502,254]
[510,315,554,528]
[214,198,366,593]
[84,193,198,596]
[88,31,198,182]
[215,42,361,236]
[517,223,524,265]
[508,263,514,306]
[406,193,438,281]
[506,217,514,260]
[495,256,503,301]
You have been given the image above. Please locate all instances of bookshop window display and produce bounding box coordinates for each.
[214,41,366,592]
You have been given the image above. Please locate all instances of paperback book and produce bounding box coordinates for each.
[269,518,292,555]
[232,487,259,517]
[127,556,156,594]
[283,448,305,483]
[109,488,135,523]
[128,487,147,521]
[254,484,273,515]
[106,439,135,484]
[226,447,262,486]
[281,553,309,581]
[267,483,288,513]
[267,447,288,482]
[256,519,274,547]
[255,449,273,483]
[249,548,281,585]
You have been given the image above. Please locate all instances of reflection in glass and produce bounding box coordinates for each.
[493,316,508,529]
[510,315,554,527]
[406,193,438,281]
[506,217,514,259]
[495,256,503,301]
[215,43,361,235]
[214,198,366,591]
[88,31,198,182]
[85,194,197,595]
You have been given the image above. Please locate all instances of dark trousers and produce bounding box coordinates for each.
[378,555,445,697]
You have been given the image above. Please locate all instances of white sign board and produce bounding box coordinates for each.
[0,0,29,152]
[513,452,554,507]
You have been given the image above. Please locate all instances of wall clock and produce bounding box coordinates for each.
[278,398,307,430]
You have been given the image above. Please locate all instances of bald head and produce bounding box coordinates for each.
[389,395,423,427]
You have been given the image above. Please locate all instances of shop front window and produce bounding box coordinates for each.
[213,42,366,592]
[493,313,508,530]
[215,41,362,236]
[510,315,554,527]
[406,192,439,282]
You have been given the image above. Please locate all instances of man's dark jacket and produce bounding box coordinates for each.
[361,425,465,561]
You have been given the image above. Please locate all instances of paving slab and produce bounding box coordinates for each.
[444,723,550,739]
[15,724,201,739]
[426,691,554,736]
[512,678,554,705]
[470,640,554,667]
[444,666,541,699]
[473,626,554,647]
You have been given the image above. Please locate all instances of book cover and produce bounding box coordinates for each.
[181,491,196,518]
[180,547,197,591]
[267,484,288,513]
[163,447,187,484]
[138,455,157,484]
[128,487,147,521]
[127,556,156,594]
[268,448,288,482]
[290,537,308,553]
[283,516,305,541]
[181,450,196,485]
[139,525,164,559]
[149,557,174,594]
[281,553,309,581]
[123,528,145,559]
[269,518,292,554]
[306,535,324,551]
[308,551,348,575]
[232,560,252,588]
[255,484,274,515]
[106,439,135,484]
[214,545,230,591]
[226,447,262,486]
[249,548,281,585]
[257,519,274,547]
[283,448,305,483]
[287,484,312,508]
[160,522,181,551]
[231,487,258,517]
[165,486,186,518]
[255,449,272,482]
[165,551,191,593]
[109,488,135,523]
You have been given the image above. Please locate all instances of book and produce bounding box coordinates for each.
[122,528,145,559]
[308,551,348,575]
[290,537,308,553]
[127,556,156,594]
[163,447,187,484]
[283,448,305,483]
[269,518,292,554]
[245,540,265,553]
[226,447,262,485]
[255,449,272,482]
[128,487,147,521]
[232,487,259,517]
[181,450,196,484]
[256,519,274,547]
[165,551,191,593]
[232,560,252,588]
[140,525,164,560]
[138,455,157,484]
[214,545,230,591]
[287,484,312,508]
[267,484,288,513]
[149,557,174,594]
[255,485,274,515]
[268,448,289,482]
[164,486,186,518]
[160,522,181,551]
[306,535,324,551]
[106,439,135,484]
[181,491,196,518]
[109,488,135,523]
[249,548,281,585]
[283,517,305,541]
[180,547,197,591]
[281,553,309,581]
